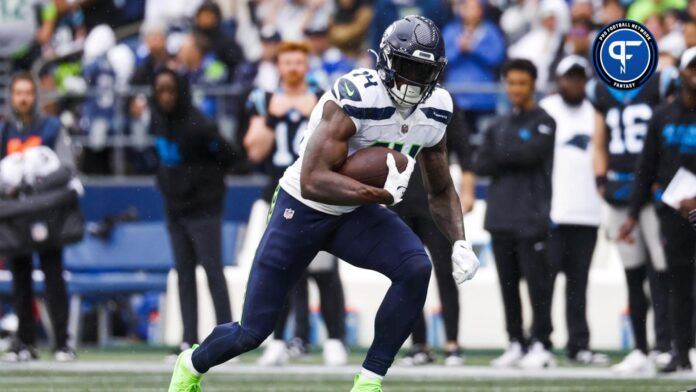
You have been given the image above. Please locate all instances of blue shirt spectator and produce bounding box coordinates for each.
[443,0,506,113]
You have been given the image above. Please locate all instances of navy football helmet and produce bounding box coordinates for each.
[376,15,447,107]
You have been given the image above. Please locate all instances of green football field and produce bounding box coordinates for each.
[3,372,696,391]
[2,347,696,391]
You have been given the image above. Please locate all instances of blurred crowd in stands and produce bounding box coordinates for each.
[0,0,693,176]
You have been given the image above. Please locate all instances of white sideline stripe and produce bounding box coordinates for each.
[2,362,696,381]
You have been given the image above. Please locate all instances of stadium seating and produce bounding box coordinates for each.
[0,221,243,347]
[65,223,174,273]
[62,222,170,347]
[65,221,242,346]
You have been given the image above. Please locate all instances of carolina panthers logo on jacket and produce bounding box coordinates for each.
[280,67,453,215]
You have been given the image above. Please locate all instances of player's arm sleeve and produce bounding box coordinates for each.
[494,115,555,167]
[628,114,661,218]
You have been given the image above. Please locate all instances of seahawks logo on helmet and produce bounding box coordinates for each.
[376,15,447,107]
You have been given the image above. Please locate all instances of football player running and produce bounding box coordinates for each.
[168,16,480,392]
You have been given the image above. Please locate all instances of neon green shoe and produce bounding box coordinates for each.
[350,374,383,392]
[168,344,202,392]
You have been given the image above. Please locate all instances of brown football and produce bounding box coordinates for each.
[337,146,409,188]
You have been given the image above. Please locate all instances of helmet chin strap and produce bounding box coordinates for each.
[390,83,423,108]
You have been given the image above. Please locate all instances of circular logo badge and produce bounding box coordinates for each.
[592,19,658,90]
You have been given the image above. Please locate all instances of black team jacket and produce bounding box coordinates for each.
[629,97,696,219]
[474,106,556,239]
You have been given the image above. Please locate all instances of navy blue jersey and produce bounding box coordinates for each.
[587,70,675,173]
[587,69,676,204]
[246,88,322,201]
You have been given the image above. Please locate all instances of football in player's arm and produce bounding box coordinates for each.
[300,99,477,284]
[168,16,479,392]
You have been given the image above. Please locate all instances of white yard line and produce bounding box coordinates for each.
[1,362,696,381]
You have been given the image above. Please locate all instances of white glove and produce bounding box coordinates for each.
[452,240,479,285]
[383,153,416,205]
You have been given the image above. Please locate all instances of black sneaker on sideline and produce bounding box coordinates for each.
[54,346,77,362]
[444,347,465,366]
[568,349,609,365]
[287,337,310,358]
[399,344,435,366]
[2,342,39,362]
[660,354,692,373]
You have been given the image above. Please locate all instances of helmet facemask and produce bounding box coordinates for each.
[378,45,445,108]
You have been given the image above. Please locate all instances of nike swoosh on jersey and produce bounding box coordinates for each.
[344,82,355,97]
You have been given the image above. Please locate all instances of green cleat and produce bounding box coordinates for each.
[350,374,383,392]
[168,344,202,392]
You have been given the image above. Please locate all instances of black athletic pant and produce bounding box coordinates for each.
[9,248,69,349]
[391,196,460,345]
[548,225,597,356]
[167,213,232,344]
[293,267,346,341]
[272,296,293,340]
[272,265,346,342]
[491,234,554,349]
[658,208,696,361]
[623,263,671,354]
